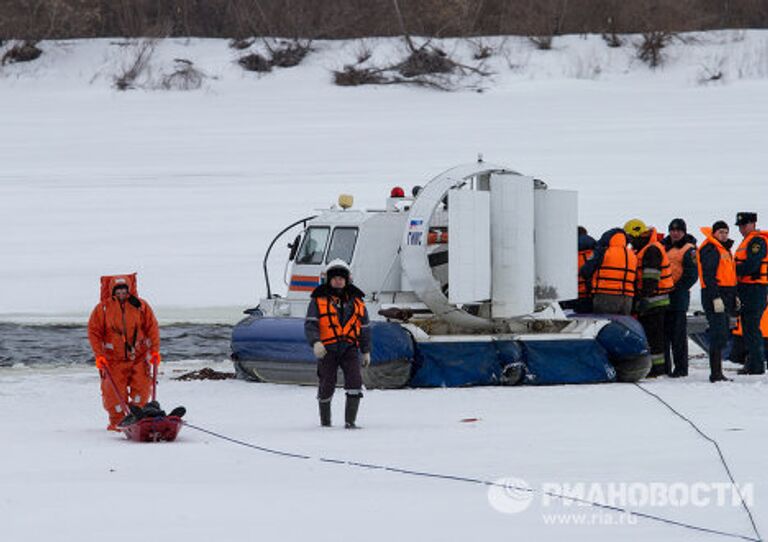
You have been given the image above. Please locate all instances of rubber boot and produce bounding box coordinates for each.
[709,349,731,383]
[344,394,361,429]
[319,400,332,427]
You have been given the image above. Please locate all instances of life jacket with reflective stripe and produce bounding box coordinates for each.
[316,296,365,346]
[697,227,737,289]
[732,307,768,338]
[578,248,593,299]
[592,232,637,296]
[667,242,695,285]
[735,230,768,285]
[635,230,674,296]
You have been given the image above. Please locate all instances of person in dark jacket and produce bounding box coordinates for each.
[305,259,371,428]
[661,218,698,377]
[562,226,596,313]
[579,227,637,315]
[734,212,768,375]
[698,221,737,382]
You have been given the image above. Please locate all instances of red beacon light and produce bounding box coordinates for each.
[390,186,405,198]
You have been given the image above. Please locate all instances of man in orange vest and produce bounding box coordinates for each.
[661,218,698,377]
[563,226,596,313]
[734,212,768,375]
[579,227,637,315]
[625,219,674,377]
[698,221,737,382]
[87,274,160,430]
[305,259,371,428]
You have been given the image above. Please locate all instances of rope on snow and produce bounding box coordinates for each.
[634,382,763,542]
[183,417,761,542]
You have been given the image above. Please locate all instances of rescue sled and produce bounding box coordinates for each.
[232,160,652,388]
[103,361,184,442]
[121,415,183,442]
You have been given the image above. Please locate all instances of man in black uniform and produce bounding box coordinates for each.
[734,212,768,375]
[661,218,698,377]
[305,259,371,428]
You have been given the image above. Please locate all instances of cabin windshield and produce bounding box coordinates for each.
[326,227,358,264]
[296,227,330,265]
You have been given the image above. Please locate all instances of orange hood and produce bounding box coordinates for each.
[99,273,138,303]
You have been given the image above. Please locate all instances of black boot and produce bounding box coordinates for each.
[169,406,186,418]
[319,400,332,427]
[709,349,731,383]
[344,394,361,429]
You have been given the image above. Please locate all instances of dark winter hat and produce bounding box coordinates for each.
[326,266,350,282]
[735,212,757,226]
[668,218,687,232]
[711,220,729,234]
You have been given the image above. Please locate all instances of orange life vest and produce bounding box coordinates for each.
[697,227,737,289]
[316,296,366,346]
[732,307,768,338]
[578,248,593,299]
[735,230,768,285]
[592,232,637,296]
[635,229,674,295]
[666,242,695,285]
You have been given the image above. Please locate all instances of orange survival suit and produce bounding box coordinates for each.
[87,274,159,428]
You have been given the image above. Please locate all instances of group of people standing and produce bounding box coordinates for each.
[575,212,768,382]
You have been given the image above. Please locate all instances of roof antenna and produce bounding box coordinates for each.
[477,153,484,163]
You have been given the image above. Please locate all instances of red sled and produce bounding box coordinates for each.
[121,416,183,442]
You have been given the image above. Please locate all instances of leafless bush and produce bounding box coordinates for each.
[601,15,622,47]
[354,41,373,64]
[697,54,725,84]
[602,31,622,48]
[114,39,155,90]
[636,31,674,68]
[229,37,254,50]
[529,35,554,50]
[160,58,205,90]
[468,38,495,60]
[334,65,387,86]
[268,40,311,68]
[238,52,272,72]
[397,47,454,77]
[1,40,43,65]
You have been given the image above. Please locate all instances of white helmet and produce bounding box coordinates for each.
[325,259,352,283]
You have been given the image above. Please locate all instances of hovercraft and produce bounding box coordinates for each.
[232,161,651,388]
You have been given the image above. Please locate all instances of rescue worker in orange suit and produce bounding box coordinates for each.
[734,212,768,375]
[305,259,371,428]
[698,221,737,382]
[88,274,160,431]
[625,219,674,377]
[661,218,698,377]
[562,226,596,313]
[579,227,637,315]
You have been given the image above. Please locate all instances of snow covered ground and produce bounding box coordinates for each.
[1,31,767,540]
[1,31,767,320]
[1,359,765,541]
